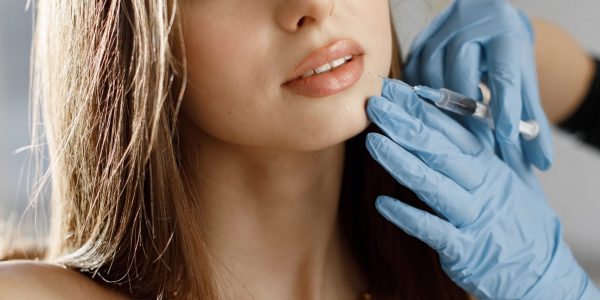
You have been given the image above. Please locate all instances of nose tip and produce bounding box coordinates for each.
[276,0,335,32]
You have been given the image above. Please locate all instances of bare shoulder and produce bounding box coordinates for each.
[0,260,130,300]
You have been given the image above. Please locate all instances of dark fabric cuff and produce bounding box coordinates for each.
[558,58,600,149]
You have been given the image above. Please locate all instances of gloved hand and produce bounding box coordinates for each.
[403,0,553,180]
[365,78,600,299]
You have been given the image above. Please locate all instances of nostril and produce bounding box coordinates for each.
[297,16,307,27]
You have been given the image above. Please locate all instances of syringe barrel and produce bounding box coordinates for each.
[436,88,478,116]
[413,85,540,140]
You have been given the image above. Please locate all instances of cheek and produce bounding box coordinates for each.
[180,67,270,147]
[180,16,274,145]
[184,19,256,96]
[365,2,393,75]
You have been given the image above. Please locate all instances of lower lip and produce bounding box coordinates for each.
[282,55,364,98]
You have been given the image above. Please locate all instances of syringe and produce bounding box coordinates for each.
[413,85,540,140]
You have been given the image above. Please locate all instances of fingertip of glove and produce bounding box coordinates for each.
[367,95,385,107]
[366,96,385,121]
[523,132,554,171]
[536,160,552,171]
[538,135,554,171]
[533,150,553,171]
[381,78,414,99]
[365,132,384,153]
[381,77,396,97]
[375,196,397,215]
[375,196,413,223]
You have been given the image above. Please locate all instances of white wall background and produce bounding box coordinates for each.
[1,0,600,286]
[0,1,34,235]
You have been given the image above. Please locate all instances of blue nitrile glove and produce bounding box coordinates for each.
[403,0,553,179]
[364,79,600,299]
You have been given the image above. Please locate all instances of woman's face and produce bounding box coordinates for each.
[180,0,393,151]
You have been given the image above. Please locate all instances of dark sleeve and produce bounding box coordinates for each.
[558,58,600,149]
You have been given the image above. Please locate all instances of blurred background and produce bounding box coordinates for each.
[1,0,599,285]
[0,1,39,238]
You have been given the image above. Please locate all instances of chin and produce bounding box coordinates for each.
[287,114,370,152]
[295,86,375,151]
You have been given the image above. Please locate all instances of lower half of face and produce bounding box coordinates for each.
[180,0,393,152]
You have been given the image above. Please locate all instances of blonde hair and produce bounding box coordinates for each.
[6,0,468,299]
[30,0,218,297]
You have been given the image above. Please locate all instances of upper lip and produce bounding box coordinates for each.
[283,39,365,84]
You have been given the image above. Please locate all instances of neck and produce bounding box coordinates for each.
[180,119,366,299]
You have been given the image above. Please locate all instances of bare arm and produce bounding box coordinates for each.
[0,260,129,300]
[0,261,68,299]
[532,17,596,124]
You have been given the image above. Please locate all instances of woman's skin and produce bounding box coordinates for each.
[0,260,128,299]
[0,0,393,299]
[178,0,391,298]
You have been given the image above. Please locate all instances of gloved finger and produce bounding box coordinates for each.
[403,51,421,86]
[486,35,523,149]
[458,117,496,153]
[495,142,540,189]
[412,0,493,88]
[404,46,424,86]
[403,1,457,85]
[416,43,445,88]
[367,96,485,190]
[375,195,460,256]
[520,47,553,170]
[443,38,497,149]
[366,132,476,227]
[444,41,482,100]
[517,9,535,43]
[380,79,484,156]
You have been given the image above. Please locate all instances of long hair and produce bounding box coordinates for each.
[4,0,467,299]
[339,25,466,299]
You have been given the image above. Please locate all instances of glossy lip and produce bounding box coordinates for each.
[282,39,365,98]
[283,39,365,83]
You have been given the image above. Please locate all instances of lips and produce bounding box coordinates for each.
[283,39,365,98]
